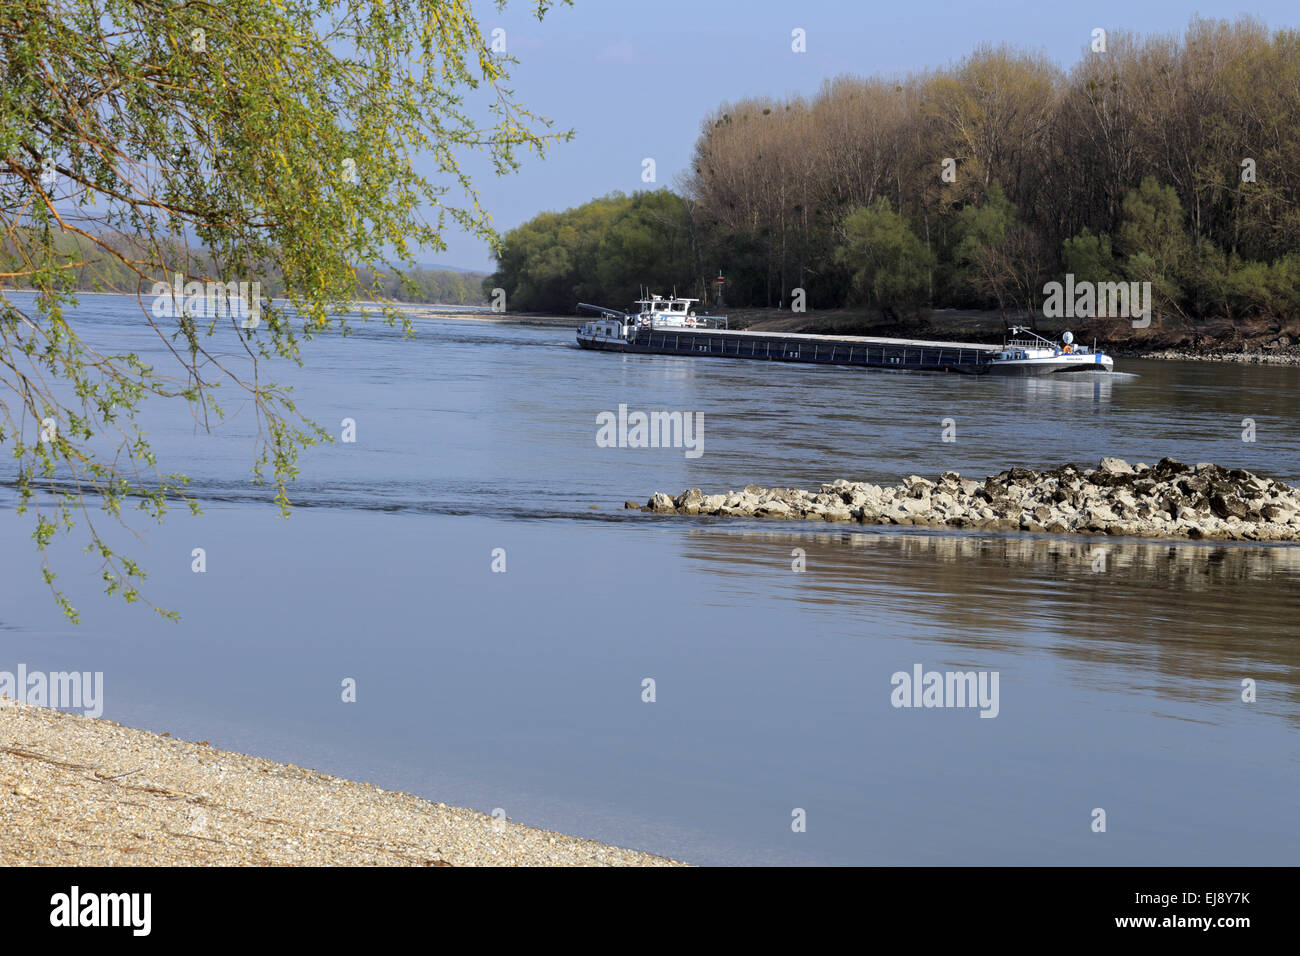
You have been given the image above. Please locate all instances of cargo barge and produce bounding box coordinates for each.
[576,294,1113,376]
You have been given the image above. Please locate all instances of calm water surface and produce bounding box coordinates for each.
[1,294,1297,864]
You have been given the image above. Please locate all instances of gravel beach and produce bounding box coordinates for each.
[0,698,684,867]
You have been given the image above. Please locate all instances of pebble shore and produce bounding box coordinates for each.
[1138,349,1300,366]
[0,699,684,867]
[637,458,1300,542]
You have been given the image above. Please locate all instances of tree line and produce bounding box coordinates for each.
[487,16,1300,324]
[2,232,488,305]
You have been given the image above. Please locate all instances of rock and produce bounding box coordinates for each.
[1085,502,1118,522]
[897,497,932,516]
[674,488,704,515]
[1209,493,1248,519]
[636,462,1299,543]
[1245,475,1270,494]
[931,492,957,512]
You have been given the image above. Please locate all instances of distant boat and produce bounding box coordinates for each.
[576,294,1113,376]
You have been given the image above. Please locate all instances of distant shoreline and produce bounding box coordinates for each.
[415,307,1300,363]
[11,291,1297,363]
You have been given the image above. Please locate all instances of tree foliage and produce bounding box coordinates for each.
[1,0,568,620]
[834,198,932,320]
[491,17,1300,325]
[486,189,698,312]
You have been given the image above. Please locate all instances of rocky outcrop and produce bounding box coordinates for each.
[635,458,1300,542]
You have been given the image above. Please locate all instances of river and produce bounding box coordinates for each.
[1,293,1297,864]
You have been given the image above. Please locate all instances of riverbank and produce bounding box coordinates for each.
[731,307,1300,364]
[360,303,577,326]
[390,304,1300,363]
[637,458,1300,543]
[0,698,684,867]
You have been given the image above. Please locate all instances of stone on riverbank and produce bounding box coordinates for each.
[638,458,1300,542]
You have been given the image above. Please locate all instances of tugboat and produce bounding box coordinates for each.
[575,295,1113,375]
[986,328,1114,375]
[576,293,727,349]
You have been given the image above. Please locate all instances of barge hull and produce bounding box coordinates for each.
[577,327,993,374]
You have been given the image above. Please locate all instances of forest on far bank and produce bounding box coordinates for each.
[485,17,1300,326]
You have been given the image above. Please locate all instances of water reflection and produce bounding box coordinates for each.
[680,528,1300,717]
[1004,371,1116,404]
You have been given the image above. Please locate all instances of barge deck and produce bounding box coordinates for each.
[575,294,1113,376]
[588,324,996,374]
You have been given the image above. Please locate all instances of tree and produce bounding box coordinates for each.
[1117,177,1192,319]
[592,191,695,308]
[950,184,1043,319]
[1062,228,1121,284]
[1,0,570,621]
[835,198,933,320]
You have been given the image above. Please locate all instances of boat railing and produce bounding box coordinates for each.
[637,314,729,331]
[1007,338,1056,352]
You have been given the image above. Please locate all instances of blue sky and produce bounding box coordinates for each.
[435,1,1298,273]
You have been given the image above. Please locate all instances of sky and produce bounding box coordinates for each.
[434,0,1300,273]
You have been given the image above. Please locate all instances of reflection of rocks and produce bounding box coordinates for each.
[639,458,1300,542]
[676,528,1300,712]
[691,527,1300,579]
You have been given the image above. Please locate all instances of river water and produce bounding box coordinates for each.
[1,294,1297,865]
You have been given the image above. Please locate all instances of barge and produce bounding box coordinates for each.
[576,295,1113,376]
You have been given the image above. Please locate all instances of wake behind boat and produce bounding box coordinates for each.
[576,295,1113,376]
